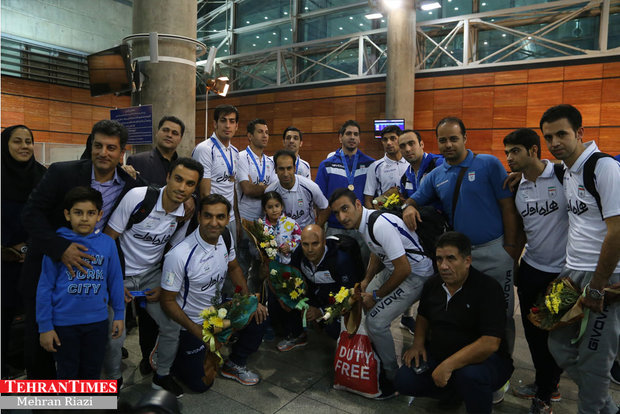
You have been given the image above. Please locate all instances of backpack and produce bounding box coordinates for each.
[367,207,449,261]
[326,233,364,278]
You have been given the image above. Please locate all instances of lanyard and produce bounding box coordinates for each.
[212,138,234,176]
[339,150,359,187]
[295,156,300,174]
[247,147,266,182]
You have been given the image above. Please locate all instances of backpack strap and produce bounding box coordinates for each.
[583,152,614,220]
[367,210,426,256]
[553,163,565,184]
[126,185,160,230]
[367,210,382,247]
[451,153,476,225]
[222,227,232,255]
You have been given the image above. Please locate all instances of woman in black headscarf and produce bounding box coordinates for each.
[1,124,46,378]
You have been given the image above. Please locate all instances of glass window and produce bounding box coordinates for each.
[198,10,228,37]
[235,23,293,54]
[236,0,290,26]
[204,38,230,58]
[609,12,620,49]
[419,31,463,69]
[478,0,552,13]
[476,16,598,63]
[300,7,386,42]
[300,0,361,13]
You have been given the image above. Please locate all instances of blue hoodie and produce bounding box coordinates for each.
[36,227,124,333]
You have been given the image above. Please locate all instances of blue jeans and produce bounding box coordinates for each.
[395,353,513,414]
[54,319,108,379]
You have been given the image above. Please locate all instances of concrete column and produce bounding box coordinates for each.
[385,2,416,128]
[131,0,197,157]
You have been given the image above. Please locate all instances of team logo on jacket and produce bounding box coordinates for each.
[578,185,585,198]
[468,171,476,182]
[548,186,557,198]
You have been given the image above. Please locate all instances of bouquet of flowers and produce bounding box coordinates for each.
[321,284,360,326]
[242,218,278,262]
[200,287,259,386]
[372,187,404,211]
[268,261,310,326]
[528,277,583,331]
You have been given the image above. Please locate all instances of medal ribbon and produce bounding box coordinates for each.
[247,147,266,182]
[339,150,359,188]
[212,138,234,176]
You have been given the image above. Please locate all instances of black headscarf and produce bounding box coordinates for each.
[1,125,47,202]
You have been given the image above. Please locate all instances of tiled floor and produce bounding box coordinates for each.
[117,302,620,414]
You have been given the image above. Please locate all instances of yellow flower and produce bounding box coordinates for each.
[545,296,553,313]
[282,282,287,288]
[297,288,305,295]
[334,286,349,303]
[294,278,303,288]
[208,316,224,328]
[260,242,267,248]
[290,290,299,299]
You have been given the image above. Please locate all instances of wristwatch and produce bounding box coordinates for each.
[401,203,411,211]
[372,290,381,301]
[586,286,605,301]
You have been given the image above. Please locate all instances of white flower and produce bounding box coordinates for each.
[372,199,378,205]
[270,269,277,275]
[218,308,228,318]
[257,218,263,225]
[270,239,277,247]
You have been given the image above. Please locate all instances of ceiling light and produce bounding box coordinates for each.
[420,1,441,11]
[383,0,403,9]
[365,12,383,19]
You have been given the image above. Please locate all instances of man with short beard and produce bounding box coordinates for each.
[316,120,375,265]
[21,120,138,380]
[282,126,311,179]
[398,129,444,198]
[363,125,408,209]
[541,104,620,414]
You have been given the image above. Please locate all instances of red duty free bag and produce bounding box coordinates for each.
[333,301,381,398]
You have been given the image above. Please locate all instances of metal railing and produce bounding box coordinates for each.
[206,0,620,93]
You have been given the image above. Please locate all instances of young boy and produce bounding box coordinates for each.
[36,186,125,379]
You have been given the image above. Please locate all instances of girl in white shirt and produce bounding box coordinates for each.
[261,191,302,264]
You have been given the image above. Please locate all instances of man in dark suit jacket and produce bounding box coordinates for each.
[126,115,184,186]
[21,119,137,380]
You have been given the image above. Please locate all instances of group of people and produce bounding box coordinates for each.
[1,101,618,414]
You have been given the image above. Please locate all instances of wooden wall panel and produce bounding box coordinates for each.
[1,76,130,145]
[4,60,619,175]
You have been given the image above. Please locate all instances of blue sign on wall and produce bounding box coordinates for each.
[110,105,153,145]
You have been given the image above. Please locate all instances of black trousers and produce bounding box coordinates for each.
[517,259,563,403]
[23,297,56,379]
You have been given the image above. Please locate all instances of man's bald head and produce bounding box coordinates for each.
[301,224,326,264]
[301,224,324,240]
